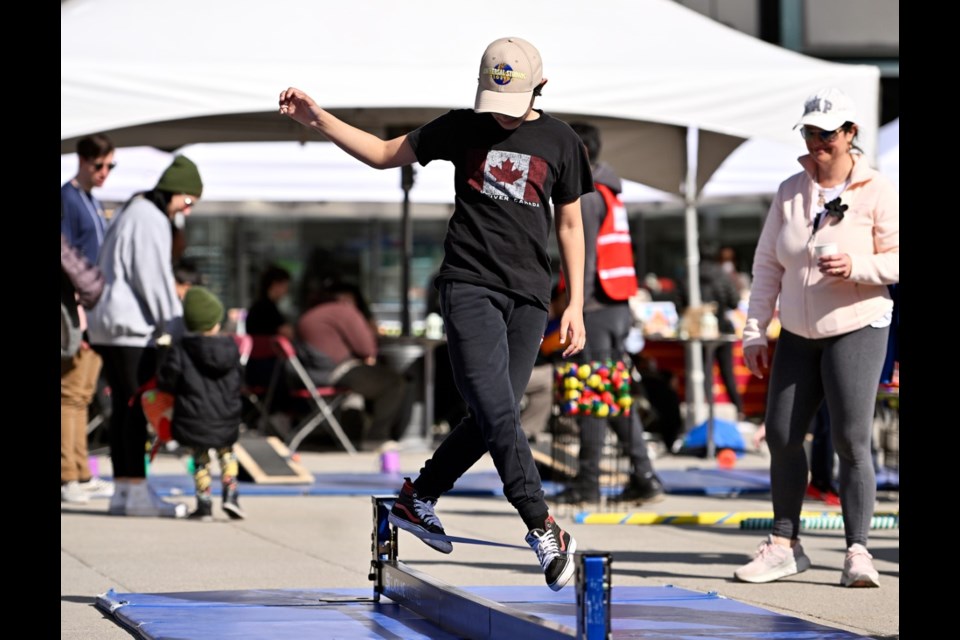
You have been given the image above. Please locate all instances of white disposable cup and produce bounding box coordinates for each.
[815,243,838,258]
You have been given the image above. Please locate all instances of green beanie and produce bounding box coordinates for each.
[183,286,223,333]
[155,155,203,197]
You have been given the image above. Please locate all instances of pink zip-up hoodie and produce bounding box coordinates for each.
[743,153,899,347]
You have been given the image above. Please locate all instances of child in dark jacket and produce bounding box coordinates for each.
[158,286,245,520]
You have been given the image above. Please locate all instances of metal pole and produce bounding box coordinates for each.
[683,127,706,431]
[400,164,415,337]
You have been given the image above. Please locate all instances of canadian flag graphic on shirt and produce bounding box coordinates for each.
[467,150,547,205]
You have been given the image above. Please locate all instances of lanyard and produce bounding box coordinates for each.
[72,182,105,246]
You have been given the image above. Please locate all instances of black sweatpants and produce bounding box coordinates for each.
[414,281,549,529]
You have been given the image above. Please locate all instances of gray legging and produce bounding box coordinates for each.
[765,325,888,547]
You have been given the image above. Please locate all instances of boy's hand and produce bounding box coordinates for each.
[559,306,586,358]
[279,87,321,127]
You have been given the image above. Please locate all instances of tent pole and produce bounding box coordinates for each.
[683,127,706,433]
[400,164,415,337]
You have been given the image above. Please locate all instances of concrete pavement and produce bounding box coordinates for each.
[61,446,899,639]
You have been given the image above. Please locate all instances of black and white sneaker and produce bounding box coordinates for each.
[188,497,214,522]
[222,485,246,520]
[525,515,577,591]
[388,477,453,554]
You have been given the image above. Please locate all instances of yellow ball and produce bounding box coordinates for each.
[578,365,592,380]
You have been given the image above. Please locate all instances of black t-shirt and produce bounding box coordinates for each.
[407,109,593,309]
[245,298,287,336]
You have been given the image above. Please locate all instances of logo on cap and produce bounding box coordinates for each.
[484,63,527,86]
[804,96,835,116]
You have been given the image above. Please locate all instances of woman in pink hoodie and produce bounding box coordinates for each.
[734,89,898,588]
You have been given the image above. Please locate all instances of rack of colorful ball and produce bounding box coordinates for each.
[555,360,632,417]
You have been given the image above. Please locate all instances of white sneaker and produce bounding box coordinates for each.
[125,482,187,518]
[841,543,880,588]
[734,536,811,583]
[79,477,115,498]
[61,481,90,504]
[108,480,130,515]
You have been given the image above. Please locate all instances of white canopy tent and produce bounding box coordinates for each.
[60,119,898,207]
[61,0,879,195]
[61,0,881,424]
[878,118,900,190]
[701,117,900,200]
[59,142,677,209]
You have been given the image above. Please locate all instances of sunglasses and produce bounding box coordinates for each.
[92,161,118,172]
[799,126,844,143]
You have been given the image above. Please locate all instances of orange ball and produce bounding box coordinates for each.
[717,448,737,469]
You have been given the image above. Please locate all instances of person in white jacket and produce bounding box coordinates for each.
[734,89,898,588]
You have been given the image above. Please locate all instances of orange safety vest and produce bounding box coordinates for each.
[595,183,638,300]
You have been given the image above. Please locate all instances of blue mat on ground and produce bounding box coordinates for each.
[147,470,512,497]
[654,467,898,495]
[97,584,870,639]
[146,466,898,498]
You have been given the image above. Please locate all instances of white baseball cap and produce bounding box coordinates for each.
[794,87,857,131]
[474,37,543,118]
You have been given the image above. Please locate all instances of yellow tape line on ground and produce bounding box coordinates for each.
[578,511,845,525]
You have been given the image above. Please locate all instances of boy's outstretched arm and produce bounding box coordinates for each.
[555,198,586,357]
[279,87,417,169]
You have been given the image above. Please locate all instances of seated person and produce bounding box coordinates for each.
[296,283,414,449]
[244,265,294,409]
[246,264,294,339]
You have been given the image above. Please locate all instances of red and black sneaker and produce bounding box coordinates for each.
[525,515,577,591]
[388,477,453,554]
[805,484,841,506]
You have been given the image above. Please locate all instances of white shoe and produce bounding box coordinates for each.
[108,480,130,515]
[841,543,880,588]
[125,482,187,518]
[61,481,90,504]
[734,536,811,583]
[79,477,115,498]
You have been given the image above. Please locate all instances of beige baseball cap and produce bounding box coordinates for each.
[474,37,543,118]
[794,87,857,131]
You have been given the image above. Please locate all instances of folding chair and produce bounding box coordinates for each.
[272,335,357,454]
[236,334,285,436]
[233,333,253,366]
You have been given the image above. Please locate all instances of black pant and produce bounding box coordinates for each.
[766,326,887,547]
[576,305,653,493]
[94,345,157,479]
[338,363,413,442]
[415,282,549,527]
